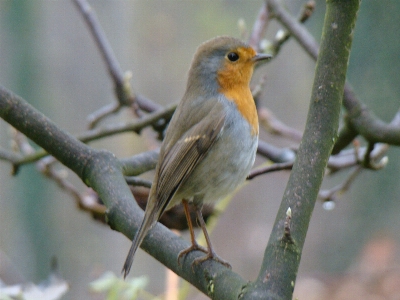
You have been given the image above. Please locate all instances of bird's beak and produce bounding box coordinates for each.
[252,53,272,63]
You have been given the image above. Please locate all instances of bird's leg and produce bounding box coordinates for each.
[192,206,231,269]
[178,200,231,269]
[178,200,207,265]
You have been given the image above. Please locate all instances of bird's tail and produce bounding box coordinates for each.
[122,202,160,278]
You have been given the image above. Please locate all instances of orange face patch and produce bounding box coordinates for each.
[217,47,259,136]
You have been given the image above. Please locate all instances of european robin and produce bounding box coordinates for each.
[122,36,271,277]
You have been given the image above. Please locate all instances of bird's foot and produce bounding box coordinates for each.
[178,242,208,265]
[192,250,232,269]
[178,244,231,270]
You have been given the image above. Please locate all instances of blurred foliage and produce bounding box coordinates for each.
[89,272,154,300]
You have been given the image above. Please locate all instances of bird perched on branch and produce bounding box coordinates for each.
[122,36,271,277]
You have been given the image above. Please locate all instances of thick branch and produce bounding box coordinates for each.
[242,1,360,299]
[0,85,249,299]
[0,87,93,177]
[7,104,175,169]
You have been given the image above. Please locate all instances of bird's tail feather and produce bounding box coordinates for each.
[122,206,159,278]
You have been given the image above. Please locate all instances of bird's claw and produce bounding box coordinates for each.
[178,243,208,266]
[192,252,232,269]
[178,244,232,270]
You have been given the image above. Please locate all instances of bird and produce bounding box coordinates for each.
[122,36,271,278]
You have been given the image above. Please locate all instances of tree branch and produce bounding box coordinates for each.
[77,104,176,143]
[248,1,271,51]
[241,1,360,299]
[269,0,400,152]
[72,0,168,123]
[0,85,253,299]
[319,165,362,203]
[72,0,140,117]
[258,107,303,142]
[342,85,400,145]
[120,149,159,176]
[5,103,175,171]
[248,161,293,180]
[270,0,316,56]
[268,0,319,59]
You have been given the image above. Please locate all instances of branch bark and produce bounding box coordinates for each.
[0,86,250,299]
[240,1,360,299]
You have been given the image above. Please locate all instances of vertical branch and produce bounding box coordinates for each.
[242,1,361,299]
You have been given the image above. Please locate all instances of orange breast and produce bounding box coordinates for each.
[222,87,259,136]
[216,46,259,136]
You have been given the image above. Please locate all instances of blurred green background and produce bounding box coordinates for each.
[0,1,399,299]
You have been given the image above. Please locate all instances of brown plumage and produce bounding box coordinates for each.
[122,36,271,277]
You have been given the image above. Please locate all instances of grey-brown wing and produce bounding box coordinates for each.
[154,112,226,213]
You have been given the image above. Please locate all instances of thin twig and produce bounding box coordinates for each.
[268,0,319,59]
[253,1,314,145]
[78,103,176,143]
[253,141,389,180]
[37,156,106,217]
[11,129,35,155]
[72,0,142,124]
[135,94,163,113]
[9,129,36,174]
[0,147,22,165]
[319,166,362,202]
[248,1,271,51]
[124,176,152,188]
[363,142,374,168]
[248,161,293,180]
[328,143,389,173]
[73,0,124,89]
[8,104,175,168]
[258,107,303,142]
[362,142,388,170]
[321,141,389,203]
[257,140,296,162]
[87,102,121,129]
[270,0,316,56]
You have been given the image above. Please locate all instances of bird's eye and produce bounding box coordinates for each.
[227,52,239,62]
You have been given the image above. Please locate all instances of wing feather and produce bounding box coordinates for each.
[155,112,225,212]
